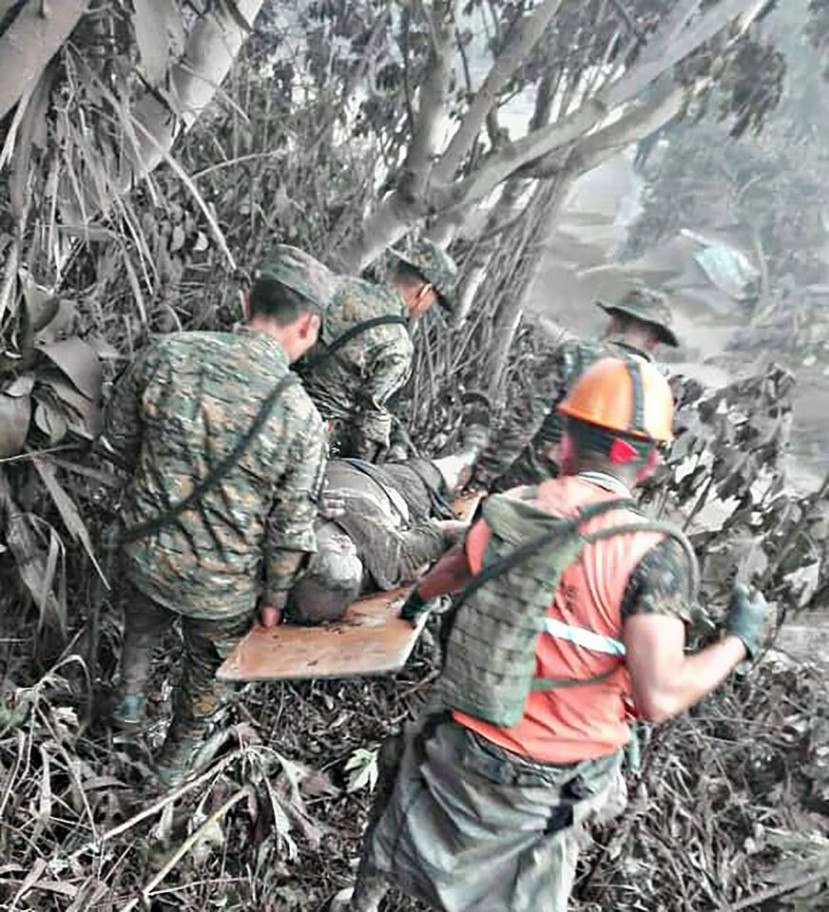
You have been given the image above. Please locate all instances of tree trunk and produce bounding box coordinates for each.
[0,0,89,122]
[337,1,456,272]
[428,0,762,223]
[431,0,564,185]
[483,174,573,394]
[333,190,426,273]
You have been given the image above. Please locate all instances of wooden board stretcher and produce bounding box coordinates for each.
[217,492,483,683]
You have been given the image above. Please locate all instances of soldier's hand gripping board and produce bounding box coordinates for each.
[216,492,483,682]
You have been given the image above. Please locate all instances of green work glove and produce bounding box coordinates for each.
[399,589,428,624]
[726,582,768,661]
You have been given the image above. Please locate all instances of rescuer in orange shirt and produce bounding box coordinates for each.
[344,356,768,912]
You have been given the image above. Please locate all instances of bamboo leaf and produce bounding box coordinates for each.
[32,458,107,587]
[132,0,178,88]
[40,371,102,437]
[36,338,102,400]
[34,399,68,445]
[0,469,66,634]
[128,115,237,270]
[216,0,254,34]
[121,251,149,328]
[86,337,122,361]
[4,374,35,397]
[37,529,61,617]
[0,392,32,457]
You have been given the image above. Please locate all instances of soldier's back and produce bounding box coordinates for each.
[123,328,323,617]
[300,276,412,422]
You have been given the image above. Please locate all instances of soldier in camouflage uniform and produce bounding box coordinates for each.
[477,287,679,491]
[299,239,458,460]
[344,358,768,912]
[104,246,332,787]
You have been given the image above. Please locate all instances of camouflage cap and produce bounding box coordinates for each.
[254,245,338,313]
[596,287,679,348]
[389,239,459,313]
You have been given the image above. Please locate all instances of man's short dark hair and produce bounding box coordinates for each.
[391,260,427,289]
[249,278,319,325]
[611,311,661,343]
[566,415,655,467]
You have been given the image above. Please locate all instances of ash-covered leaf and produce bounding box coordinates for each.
[0,391,31,457]
[36,339,102,401]
[344,747,379,793]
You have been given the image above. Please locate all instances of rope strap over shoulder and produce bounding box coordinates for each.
[306,315,408,369]
[582,520,700,599]
[529,518,700,692]
[119,316,407,547]
[120,373,300,544]
[449,498,638,612]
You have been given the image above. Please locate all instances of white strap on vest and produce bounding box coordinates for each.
[543,618,626,657]
[537,476,629,658]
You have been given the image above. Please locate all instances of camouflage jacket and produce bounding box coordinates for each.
[323,459,454,590]
[104,327,326,619]
[298,276,413,453]
[478,336,653,490]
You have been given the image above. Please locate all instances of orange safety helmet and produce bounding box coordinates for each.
[557,357,674,442]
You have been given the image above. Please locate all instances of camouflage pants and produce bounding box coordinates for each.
[353,718,625,912]
[118,582,253,734]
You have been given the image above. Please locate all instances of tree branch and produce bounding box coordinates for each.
[0,0,89,122]
[602,0,758,110]
[525,84,685,179]
[607,0,646,42]
[307,8,391,155]
[0,1,22,23]
[337,1,457,270]
[432,0,761,212]
[399,0,456,199]
[431,0,564,184]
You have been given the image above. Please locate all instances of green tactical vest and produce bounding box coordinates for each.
[434,492,699,729]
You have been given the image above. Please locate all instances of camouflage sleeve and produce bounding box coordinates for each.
[354,349,412,450]
[393,523,453,584]
[621,537,693,623]
[101,348,152,473]
[476,346,566,482]
[264,413,327,600]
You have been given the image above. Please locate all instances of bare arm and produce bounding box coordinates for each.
[624,614,747,724]
[620,537,766,724]
[417,543,473,600]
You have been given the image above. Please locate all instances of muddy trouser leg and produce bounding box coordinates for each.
[118,586,175,698]
[350,732,406,911]
[161,611,254,752]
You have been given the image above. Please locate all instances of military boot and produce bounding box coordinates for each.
[154,722,209,789]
